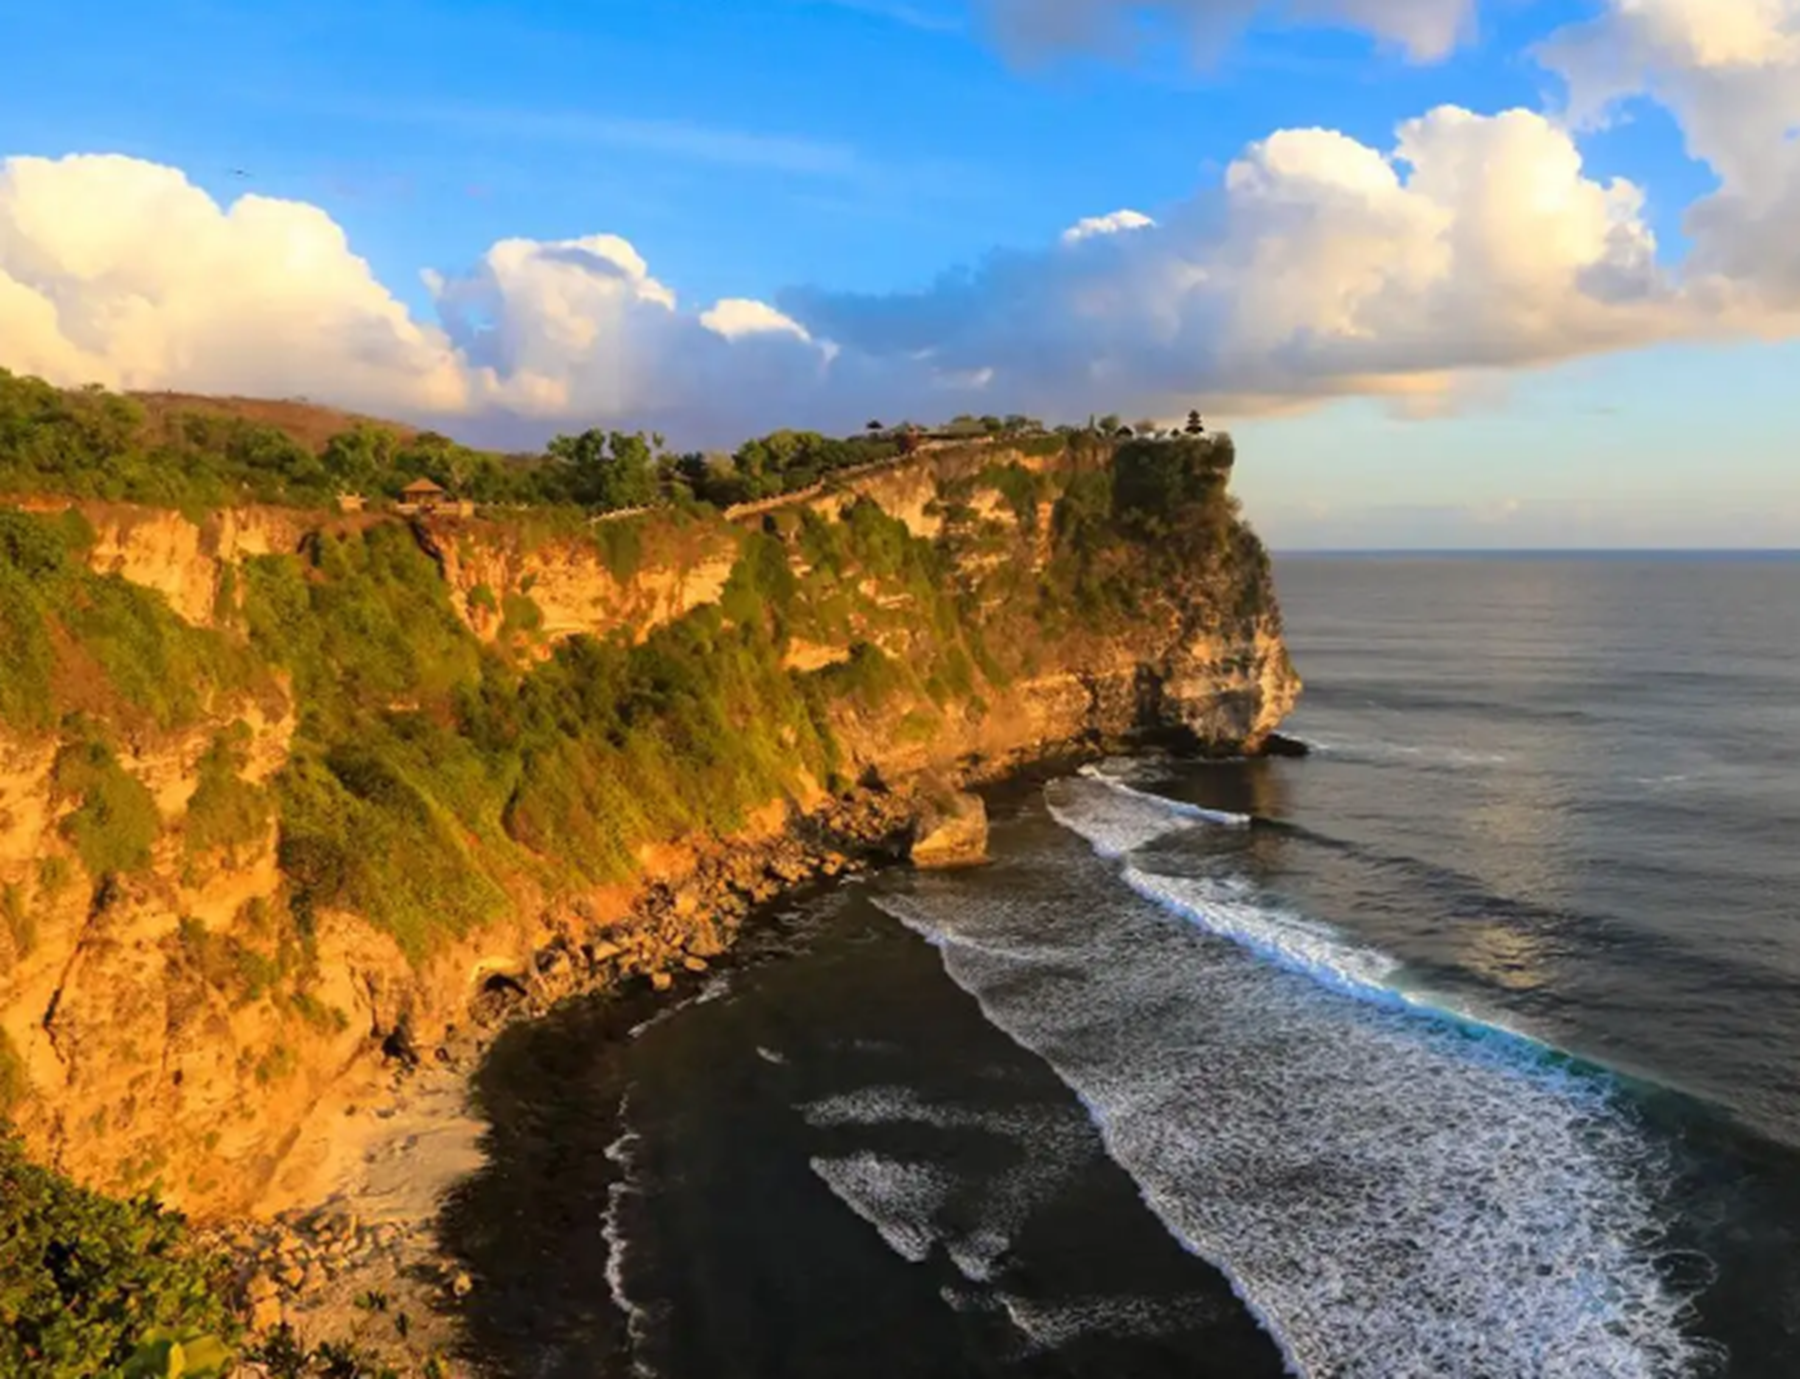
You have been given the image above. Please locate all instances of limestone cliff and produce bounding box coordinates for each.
[0,434,1298,1217]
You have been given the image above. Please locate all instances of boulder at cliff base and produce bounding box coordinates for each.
[908,788,989,869]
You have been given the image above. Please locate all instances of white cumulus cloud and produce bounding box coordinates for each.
[1541,0,1800,315]
[1061,209,1158,243]
[699,298,814,341]
[5,0,1800,449]
[0,154,470,415]
[0,155,842,443]
[782,106,1678,418]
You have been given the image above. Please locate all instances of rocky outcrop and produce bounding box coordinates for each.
[907,785,989,869]
[7,498,322,627]
[420,516,738,648]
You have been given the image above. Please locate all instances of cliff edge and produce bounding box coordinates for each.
[0,432,1297,1215]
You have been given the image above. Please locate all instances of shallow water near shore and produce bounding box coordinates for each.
[443,555,1800,1378]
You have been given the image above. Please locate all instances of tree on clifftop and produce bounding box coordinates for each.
[546,428,661,511]
[1185,410,1206,436]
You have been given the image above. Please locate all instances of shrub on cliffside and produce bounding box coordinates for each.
[184,723,273,864]
[0,1133,236,1377]
[51,738,162,880]
[0,506,261,733]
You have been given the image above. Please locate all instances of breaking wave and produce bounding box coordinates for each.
[1057,772,1541,1041]
[1044,774,1240,858]
[871,789,1711,1378]
[1077,761,1254,827]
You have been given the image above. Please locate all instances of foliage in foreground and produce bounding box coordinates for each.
[0,1129,465,1378]
[248,1321,452,1379]
[0,1133,236,1377]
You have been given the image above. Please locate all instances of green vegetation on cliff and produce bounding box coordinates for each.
[0,1030,24,1118]
[0,423,1271,959]
[184,725,275,865]
[0,1127,425,1377]
[243,510,975,956]
[0,505,261,734]
[51,738,164,880]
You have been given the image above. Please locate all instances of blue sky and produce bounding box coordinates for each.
[2,0,1796,547]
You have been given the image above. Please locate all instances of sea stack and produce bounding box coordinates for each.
[908,781,991,869]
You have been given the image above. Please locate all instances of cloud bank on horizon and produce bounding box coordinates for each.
[2,0,1799,448]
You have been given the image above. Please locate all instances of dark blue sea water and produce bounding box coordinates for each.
[446,555,1800,1379]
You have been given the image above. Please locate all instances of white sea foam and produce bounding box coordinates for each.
[754,1045,787,1065]
[802,1077,1235,1351]
[808,1153,950,1263]
[1043,777,1205,857]
[696,974,732,1004]
[803,1084,993,1131]
[628,999,689,1041]
[801,1085,1086,1289]
[994,1292,1202,1350]
[602,1094,656,1378]
[1051,776,1539,1038]
[1122,866,1401,1000]
[1077,762,1253,827]
[877,820,1709,1379]
[1079,754,1176,785]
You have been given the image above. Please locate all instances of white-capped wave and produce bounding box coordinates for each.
[1077,762,1253,827]
[1050,776,1546,1043]
[877,847,1708,1379]
[800,1083,1186,1344]
[1122,867,1400,1001]
[803,1084,1003,1132]
[1045,776,1236,858]
[994,1292,1205,1350]
[1078,754,1176,786]
[696,974,732,1004]
[801,1086,1084,1286]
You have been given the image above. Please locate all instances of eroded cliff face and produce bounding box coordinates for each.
[7,499,320,627]
[424,517,739,648]
[0,438,1298,1216]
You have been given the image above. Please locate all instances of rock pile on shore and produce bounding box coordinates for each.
[442,782,923,1046]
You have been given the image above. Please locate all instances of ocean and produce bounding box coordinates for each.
[442,554,1800,1378]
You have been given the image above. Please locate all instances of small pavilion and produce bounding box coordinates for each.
[398,478,449,514]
